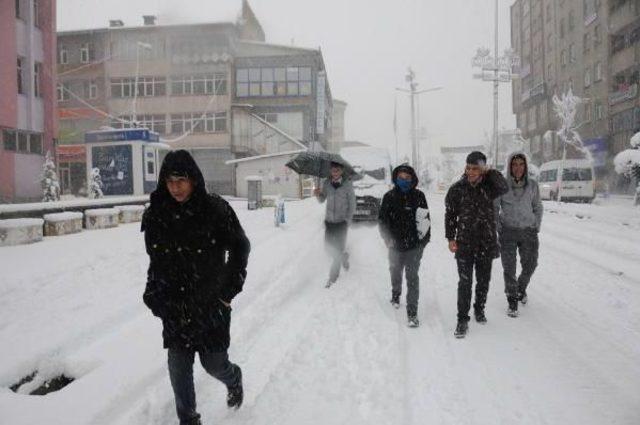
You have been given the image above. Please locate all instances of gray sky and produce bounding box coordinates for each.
[57,0,516,160]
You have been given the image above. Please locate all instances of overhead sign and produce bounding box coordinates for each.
[85,129,160,143]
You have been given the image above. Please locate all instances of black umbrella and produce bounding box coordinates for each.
[286,151,356,178]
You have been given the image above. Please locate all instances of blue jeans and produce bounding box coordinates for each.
[168,348,241,425]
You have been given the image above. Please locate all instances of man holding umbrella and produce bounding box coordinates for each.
[314,161,356,287]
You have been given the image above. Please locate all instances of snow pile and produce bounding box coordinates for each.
[43,212,84,222]
[0,218,44,247]
[614,149,640,175]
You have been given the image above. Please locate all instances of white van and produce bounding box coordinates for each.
[538,159,596,202]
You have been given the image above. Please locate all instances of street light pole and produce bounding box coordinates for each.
[396,68,442,174]
[472,0,520,168]
[133,42,152,125]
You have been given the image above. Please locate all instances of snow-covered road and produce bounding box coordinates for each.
[1,194,639,425]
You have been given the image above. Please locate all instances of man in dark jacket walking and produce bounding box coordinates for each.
[142,150,250,425]
[445,151,508,338]
[379,164,431,327]
[496,151,543,317]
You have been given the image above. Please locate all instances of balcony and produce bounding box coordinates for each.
[609,83,638,105]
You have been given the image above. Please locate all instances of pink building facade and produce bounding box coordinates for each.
[0,0,57,202]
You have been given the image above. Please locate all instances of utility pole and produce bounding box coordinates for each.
[396,68,442,174]
[472,0,520,168]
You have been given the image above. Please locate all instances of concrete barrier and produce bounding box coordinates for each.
[0,218,44,247]
[43,212,84,236]
[116,205,145,223]
[84,208,120,230]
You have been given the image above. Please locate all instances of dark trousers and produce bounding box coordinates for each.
[168,348,241,425]
[389,246,424,316]
[456,254,493,322]
[500,227,539,301]
[325,221,348,283]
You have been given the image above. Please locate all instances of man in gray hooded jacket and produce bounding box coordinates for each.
[496,152,543,317]
[314,162,356,287]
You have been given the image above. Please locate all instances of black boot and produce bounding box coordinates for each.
[518,290,528,305]
[474,309,487,324]
[507,298,519,318]
[454,320,468,338]
[227,367,243,410]
[390,292,400,309]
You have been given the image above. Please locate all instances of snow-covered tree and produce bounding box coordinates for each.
[88,168,104,199]
[551,88,593,162]
[614,131,640,206]
[40,151,60,202]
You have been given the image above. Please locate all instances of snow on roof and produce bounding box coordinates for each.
[226,149,306,165]
[245,175,264,181]
[340,147,391,171]
[57,0,242,32]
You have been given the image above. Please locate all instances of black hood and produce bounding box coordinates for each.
[392,164,419,189]
[151,150,207,205]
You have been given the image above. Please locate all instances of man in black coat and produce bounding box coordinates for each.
[142,150,250,425]
[379,164,431,327]
[445,151,508,338]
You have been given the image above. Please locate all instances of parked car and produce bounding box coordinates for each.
[538,159,595,202]
[340,147,393,221]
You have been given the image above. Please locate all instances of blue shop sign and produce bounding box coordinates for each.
[85,128,160,143]
[583,137,607,168]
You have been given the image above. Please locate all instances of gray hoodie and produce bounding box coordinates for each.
[496,151,543,231]
[317,177,356,223]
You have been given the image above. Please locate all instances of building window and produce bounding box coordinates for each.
[17,57,25,95]
[29,133,42,154]
[34,62,42,97]
[33,0,40,27]
[560,18,565,38]
[111,77,166,98]
[89,80,98,99]
[547,63,553,80]
[59,46,68,65]
[569,43,576,62]
[80,43,94,63]
[595,102,604,120]
[547,33,553,52]
[594,62,602,81]
[3,130,17,151]
[560,50,567,66]
[170,112,226,134]
[594,25,601,45]
[258,113,278,124]
[15,0,23,19]
[546,3,551,21]
[205,112,227,132]
[170,73,227,96]
[83,80,98,99]
[57,83,69,101]
[584,68,592,87]
[568,11,575,30]
[584,103,592,122]
[583,33,591,52]
[137,114,166,134]
[236,66,312,97]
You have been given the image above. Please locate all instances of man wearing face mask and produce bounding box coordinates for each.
[314,162,356,287]
[445,151,508,338]
[496,152,543,317]
[378,164,431,327]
